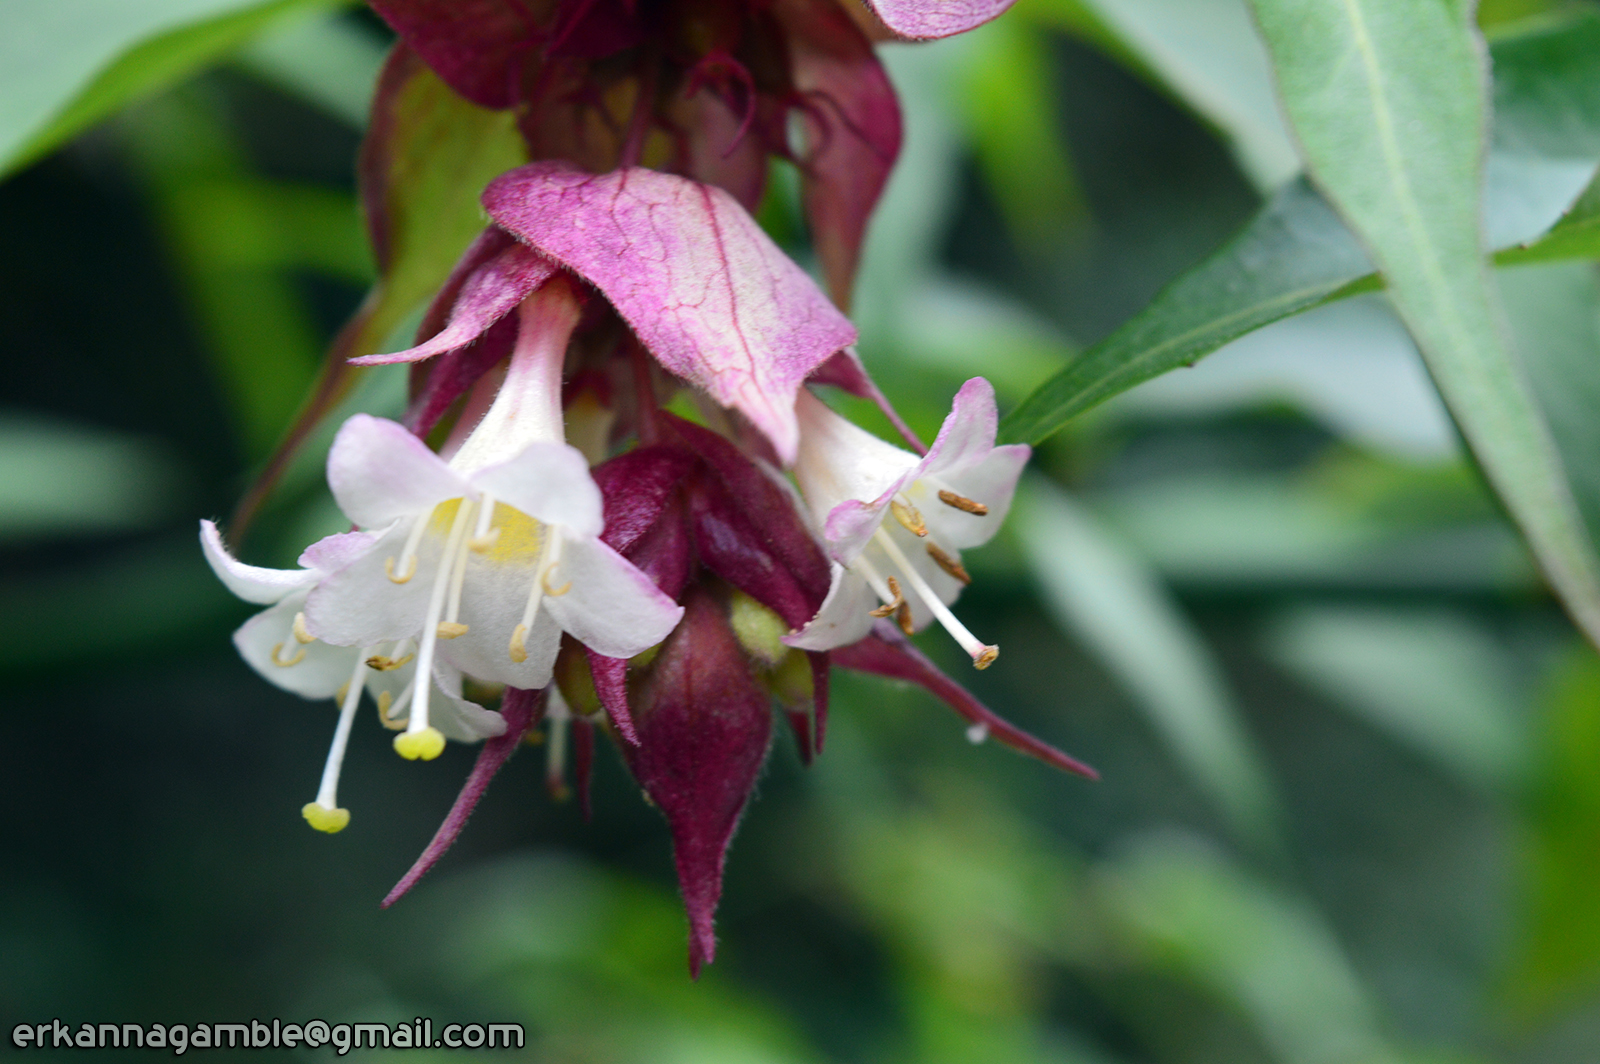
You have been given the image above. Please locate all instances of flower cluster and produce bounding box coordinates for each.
[205,0,1094,975]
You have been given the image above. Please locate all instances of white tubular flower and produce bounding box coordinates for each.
[303,282,685,762]
[200,520,503,833]
[785,377,1029,668]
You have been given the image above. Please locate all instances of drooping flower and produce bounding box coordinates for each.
[200,520,504,832]
[787,377,1030,667]
[305,279,683,759]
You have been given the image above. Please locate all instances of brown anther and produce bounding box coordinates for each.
[365,653,415,672]
[896,600,915,636]
[973,645,999,670]
[869,576,906,618]
[436,621,469,639]
[890,498,928,536]
[926,542,971,585]
[938,490,988,515]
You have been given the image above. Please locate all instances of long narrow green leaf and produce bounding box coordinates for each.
[1,0,343,179]
[1000,179,1369,443]
[1247,0,1600,644]
[999,11,1600,446]
[1015,481,1282,850]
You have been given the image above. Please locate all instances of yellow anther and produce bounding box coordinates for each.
[301,802,350,834]
[890,498,928,537]
[869,576,906,619]
[938,490,988,515]
[437,621,469,639]
[468,528,501,552]
[394,727,446,761]
[509,624,530,663]
[384,555,417,583]
[271,642,306,667]
[542,566,572,596]
[292,612,315,644]
[364,653,414,671]
[335,682,350,706]
[973,645,999,670]
[926,542,971,585]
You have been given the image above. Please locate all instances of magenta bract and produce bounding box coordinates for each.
[484,164,857,462]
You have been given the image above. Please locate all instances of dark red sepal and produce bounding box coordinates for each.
[623,588,774,977]
[833,621,1099,780]
[381,686,547,908]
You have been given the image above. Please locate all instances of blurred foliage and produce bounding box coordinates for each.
[5,2,1600,1064]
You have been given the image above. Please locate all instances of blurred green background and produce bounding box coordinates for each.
[6,1,1600,1061]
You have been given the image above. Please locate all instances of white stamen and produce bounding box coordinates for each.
[407,498,474,737]
[313,652,369,812]
[872,528,999,669]
[509,527,561,663]
[469,493,499,550]
[443,498,478,630]
[386,505,436,583]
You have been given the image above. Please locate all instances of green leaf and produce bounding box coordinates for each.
[1247,0,1600,644]
[999,178,1369,444]
[1015,481,1282,849]
[999,11,1600,447]
[0,0,344,179]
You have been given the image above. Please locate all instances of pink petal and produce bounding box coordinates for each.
[916,376,1005,477]
[200,520,316,604]
[482,163,857,463]
[833,620,1099,779]
[327,414,469,529]
[382,685,545,908]
[297,530,379,574]
[773,0,903,308]
[624,588,773,976]
[350,240,555,366]
[864,0,1017,39]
